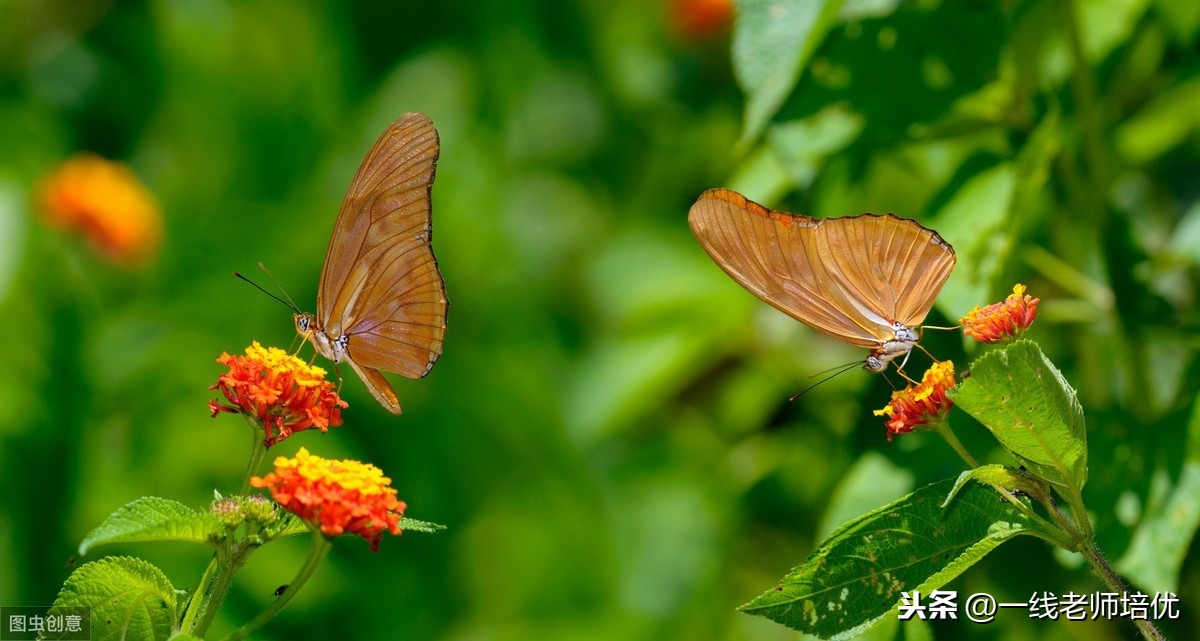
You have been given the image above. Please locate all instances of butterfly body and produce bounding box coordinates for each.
[297,112,448,414]
[688,188,954,373]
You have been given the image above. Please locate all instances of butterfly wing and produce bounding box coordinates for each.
[812,213,955,329]
[688,188,954,347]
[346,358,402,414]
[317,113,448,411]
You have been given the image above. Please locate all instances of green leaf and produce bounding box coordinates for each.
[262,511,309,539]
[50,556,178,641]
[950,340,1088,490]
[817,452,913,539]
[1117,398,1200,592]
[926,163,1014,319]
[80,497,225,555]
[943,465,1049,508]
[766,105,864,190]
[740,479,1046,639]
[732,0,845,143]
[400,517,448,533]
[1114,76,1200,164]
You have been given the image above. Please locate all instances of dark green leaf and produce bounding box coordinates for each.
[740,479,1047,638]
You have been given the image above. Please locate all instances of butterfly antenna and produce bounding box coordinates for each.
[234,271,302,313]
[257,261,301,311]
[789,360,861,401]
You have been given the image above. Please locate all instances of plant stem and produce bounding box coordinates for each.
[179,551,222,634]
[189,544,246,637]
[220,529,332,641]
[931,420,979,468]
[240,422,267,496]
[1078,541,1166,641]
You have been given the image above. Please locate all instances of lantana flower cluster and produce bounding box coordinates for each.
[960,284,1040,343]
[251,448,406,551]
[209,341,347,447]
[874,361,956,439]
[877,284,1040,438]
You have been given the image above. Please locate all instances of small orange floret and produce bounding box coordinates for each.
[961,284,1040,343]
[36,153,162,267]
[251,447,406,551]
[209,342,347,446]
[873,361,956,440]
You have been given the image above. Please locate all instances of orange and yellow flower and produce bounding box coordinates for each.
[961,284,1040,343]
[36,153,162,267]
[251,447,406,551]
[209,342,347,446]
[874,361,956,439]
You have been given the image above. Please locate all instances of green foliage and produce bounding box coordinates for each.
[79,498,224,555]
[951,340,1088,490]
[732,0,844,141]
[740,480,1049,638]
[2,0,1199,639]
[50,557,178,641]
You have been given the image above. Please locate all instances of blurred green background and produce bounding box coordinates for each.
[1,0,1198,639]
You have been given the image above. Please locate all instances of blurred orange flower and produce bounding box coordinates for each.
[961,284,1040,343]
[210,342,347,447]
[873,361,956,440]
[36,153,162,266]
[670,0,733,41]
[251,447,406,551]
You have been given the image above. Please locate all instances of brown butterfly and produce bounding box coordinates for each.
[293,112,448,414]
[688,188,954,373]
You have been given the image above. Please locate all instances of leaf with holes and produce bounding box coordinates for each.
[740,479,1047,639]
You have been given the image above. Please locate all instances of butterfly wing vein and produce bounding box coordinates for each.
[688,188,955,349]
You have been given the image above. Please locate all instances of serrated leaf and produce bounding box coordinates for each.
[732,0,845,142]
[80,497,225,555]
[261,511,309,539]
[950,341,1088,490]
[740,479,1046,639]
[399,517,448,533]
[49,556,177,641]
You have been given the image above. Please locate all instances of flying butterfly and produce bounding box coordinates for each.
[688,188,954,374]
[291,112,448,414]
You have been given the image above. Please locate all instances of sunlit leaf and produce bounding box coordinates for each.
[79,497,224,555]
[927,163,1014,317]
[51,557,177,641]
[732,0,844,142]
[950,341,1088,490]
[740,479,1047,639]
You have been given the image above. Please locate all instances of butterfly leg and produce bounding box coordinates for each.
[332,361,345,393]
[894,351,918,385]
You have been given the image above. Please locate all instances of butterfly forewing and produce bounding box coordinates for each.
[688,188,954,350]
[314,112,447,412]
